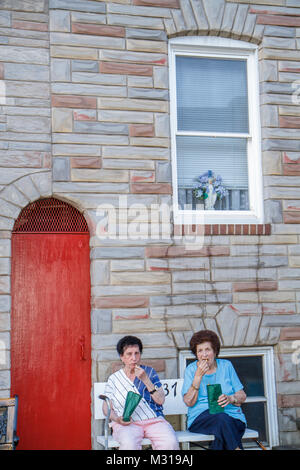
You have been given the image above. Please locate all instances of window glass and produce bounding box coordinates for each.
[176,136,248,188]
[228,355,264,397]
[242,402,267,443]
[176,56,249,134]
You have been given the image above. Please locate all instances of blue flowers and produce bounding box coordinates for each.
[193,170,228,201]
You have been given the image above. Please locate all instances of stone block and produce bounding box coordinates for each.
[73,109,97,121]
[129,124,154,137]
[52,108,73,133]
[5,63,49,82]
[30,171,52,197]
[156,162,171,183]
[74,121,128,135]
[71,168,128,182]
[130,170,155,183]
[133,0,179,7]
[98,97,168,113]
[257,14,300,28]
[99,110,153,124]
[128,87,169,101]
[70,157,101,168]
[52,95,97,108]
[202,0,225,34]
[0,370,10,390]
[107,13,164,30]
[261,105,278,128]
[53,157,70,181]
[127,39,167,54]
[113,318,165,333]
[265,26,295,38]
[262,151,281,175]
[126,28,167,42]
[71,11,106,25]
[49,0,106,14]
[72,23,125,37]
[51,59,71,82]
[102,159,154,171]
[51,45,98,60]
[111,271,170,285]
[264,199,283,224]
[52,82,127,97]
[263,36,296,49]
[50,10,70,32]
[53,144,100,156]
[232,281,277,292]
[91,309,112,334]
[93,284,171,296]
[71,60,99,72]
[92,246,144,259]
[111,259,145,271]
[131,183,172,194]
[155,113,170,138]
[100,49,167,66]
[0,45,49,65]
[92,296,149,309]
[0,11,11,27]
[103,145,169,160]
[72,72,125,86]
[91,260,109,285]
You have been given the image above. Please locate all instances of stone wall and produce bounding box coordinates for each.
[0,0,299,448]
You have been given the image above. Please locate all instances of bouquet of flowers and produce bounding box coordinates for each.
[193,170,228,201]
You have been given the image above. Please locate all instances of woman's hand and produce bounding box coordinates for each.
[217,394,232,407]
[116,416,132,426]
[134,365,147,381]
[196,359,210,377]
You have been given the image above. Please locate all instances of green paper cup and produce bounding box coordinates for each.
[207,384,224,414]
[122,391,142,422]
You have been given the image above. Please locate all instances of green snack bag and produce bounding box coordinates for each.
[207,384,224,414]
[122,391,142,422]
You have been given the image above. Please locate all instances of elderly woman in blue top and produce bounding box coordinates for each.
[182,330,247,450]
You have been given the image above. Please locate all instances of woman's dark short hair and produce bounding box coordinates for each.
[189,330,221,357]
[117,336,143,356]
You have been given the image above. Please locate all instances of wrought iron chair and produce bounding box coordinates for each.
[0,395,19,450]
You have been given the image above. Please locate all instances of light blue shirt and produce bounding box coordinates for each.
[182,358,247,428]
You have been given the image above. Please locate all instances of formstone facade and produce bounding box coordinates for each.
[0,0,300,449]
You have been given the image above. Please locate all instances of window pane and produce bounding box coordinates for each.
[226,356,265,397]
[176,56,249,133]
[176,135,248,189]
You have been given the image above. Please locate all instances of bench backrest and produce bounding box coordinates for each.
[94,379,187,420]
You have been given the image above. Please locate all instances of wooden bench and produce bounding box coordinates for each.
[94,379,262,450]
[0,395,19,450]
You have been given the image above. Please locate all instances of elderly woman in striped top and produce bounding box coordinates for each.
[103,335,179,450]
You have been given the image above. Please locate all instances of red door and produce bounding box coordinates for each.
[11,199,91,450]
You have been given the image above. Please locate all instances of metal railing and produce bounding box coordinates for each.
[178,187,249,211]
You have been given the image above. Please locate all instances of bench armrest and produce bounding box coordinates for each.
[99,395,110,450]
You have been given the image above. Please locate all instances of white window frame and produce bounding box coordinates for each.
[169,36,264,225]
[179,346,279,449]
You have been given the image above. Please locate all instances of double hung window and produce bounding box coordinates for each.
[169,37,263,224]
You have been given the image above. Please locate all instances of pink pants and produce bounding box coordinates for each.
[111,417,180,450]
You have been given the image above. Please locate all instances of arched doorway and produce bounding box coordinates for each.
[11,198,91,450]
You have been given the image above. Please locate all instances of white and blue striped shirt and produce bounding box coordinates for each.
[104,365,163,422]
